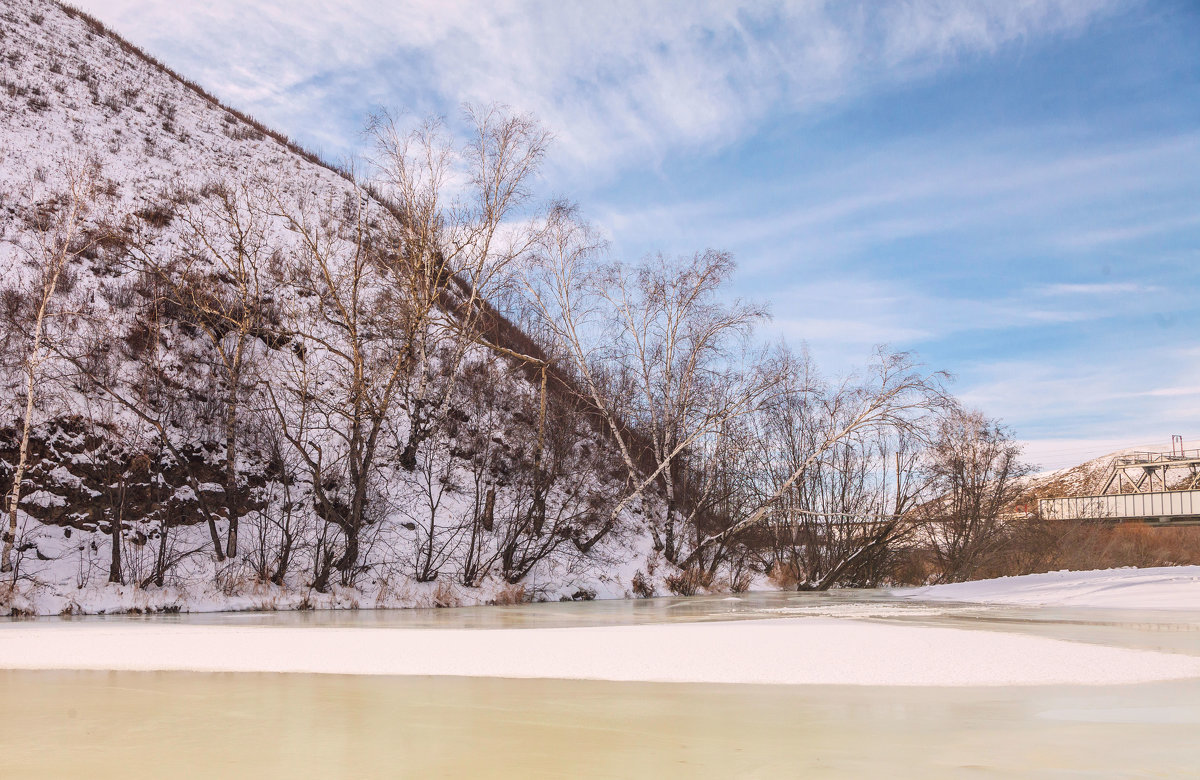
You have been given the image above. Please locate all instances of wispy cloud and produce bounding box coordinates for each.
[757,275,1150,362]
[959,347,1200,448]
[72,0,1128,174]
[1033,282,1160,296]
[597,130,1200,271]
[1052,213,1200,249]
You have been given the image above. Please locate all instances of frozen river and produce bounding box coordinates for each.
[3,589,1199,777]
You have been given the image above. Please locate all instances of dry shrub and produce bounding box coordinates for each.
[888,548,938,586]
[490,583,528,606]
[432,580,459,608]
[214,565,250,596]
[664,567,712,597]
[970,518,1200,581]
[135,203,174,228]
[0,582,26,616]
[373,575,412,608]
[766,563,800,590]
[631,570,655,599]
[1064,524,1200,569]
[719,570,753,594]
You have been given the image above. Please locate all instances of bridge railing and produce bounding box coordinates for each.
[1039,489,1200,522]
[1112,449,1200,467]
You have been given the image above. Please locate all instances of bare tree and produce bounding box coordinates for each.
[266,187,403,589]
[920,407,1032,583]
[732,347,929,588]
[367,104,551,471]
[248,421,306,586]
[492,377,621,585]
[522,208,775,561]
[68,264,230,564]
[136,180,274,558]
[679,347,948,574]
[1,159,104,573]
[401,435,464,583]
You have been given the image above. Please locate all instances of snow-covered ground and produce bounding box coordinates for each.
[4,567,1199,686]
[899,566,1200,610]
[1,617,1198,687]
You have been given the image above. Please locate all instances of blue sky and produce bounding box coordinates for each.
[75,0,1200,469]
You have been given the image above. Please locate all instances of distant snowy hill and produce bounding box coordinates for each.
[1020,446,1200,503]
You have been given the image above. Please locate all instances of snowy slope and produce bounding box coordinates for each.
[0,3,359,246]
[0,0,658,614]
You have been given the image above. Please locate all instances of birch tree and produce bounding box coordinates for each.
[367,104,551,472]
[522,207,776,561]
[745,361,930,589]
[1,159,103,573]
[266,188,402,589]
[680,348,948,574]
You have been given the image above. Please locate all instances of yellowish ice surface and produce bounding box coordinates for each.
[3,670,1200,779]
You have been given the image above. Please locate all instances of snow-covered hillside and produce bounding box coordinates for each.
[0,0,657,614]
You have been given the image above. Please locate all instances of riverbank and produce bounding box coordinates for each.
[899,565,1200,609]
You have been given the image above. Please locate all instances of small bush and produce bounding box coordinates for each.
[567,587,596,601]
[664,567,711,597]
[930,516,1200,584]
[490,582,527,605]
[766,563,800,590]
[432,580,459,608]
[727,568,753,594]
[224,125,265,143]
[2,78,29,99]
[135,204,174,228]
[631,570,655,598]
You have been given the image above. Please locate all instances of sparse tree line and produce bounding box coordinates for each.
[0,107,1064,608]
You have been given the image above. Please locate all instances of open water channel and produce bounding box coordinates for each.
[3,590,1199,778]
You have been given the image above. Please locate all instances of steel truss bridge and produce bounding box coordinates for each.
[1039,441,1200,525]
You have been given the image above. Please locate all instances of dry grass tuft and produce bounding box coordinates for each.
[490,583,527,606]
[664,567,712,597]
[766,563,800,591]
[432,580,460,608]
